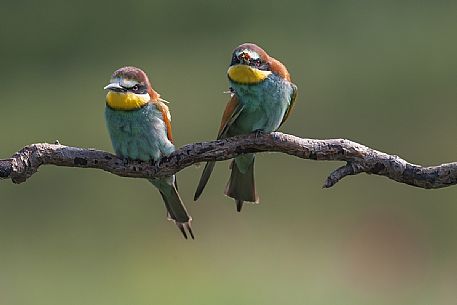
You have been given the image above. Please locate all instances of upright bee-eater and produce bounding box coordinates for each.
[194,43,297,212]
[104,66,193,239]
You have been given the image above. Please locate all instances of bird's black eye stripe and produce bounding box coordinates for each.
[121,84,147,94]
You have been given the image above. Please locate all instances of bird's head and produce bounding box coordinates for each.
[227,43,272,85]
[104,66,159,110]
[227,43,290,84]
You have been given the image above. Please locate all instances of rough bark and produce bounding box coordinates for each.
[0,132,456,189]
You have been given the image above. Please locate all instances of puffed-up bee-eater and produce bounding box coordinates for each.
[104,66,193,239]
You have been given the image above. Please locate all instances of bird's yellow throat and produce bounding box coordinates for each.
[227,65,271,84]
[106,91,150,110]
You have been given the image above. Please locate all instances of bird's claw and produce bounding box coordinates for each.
[150,159,161,167]
[253,129,265,138]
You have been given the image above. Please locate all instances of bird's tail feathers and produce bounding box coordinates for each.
[152,177,194,239]
[224,158,258,212]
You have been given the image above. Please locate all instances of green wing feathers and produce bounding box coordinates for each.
[194,161,216,201]
[279,82,298,129]
[194,95,244,201]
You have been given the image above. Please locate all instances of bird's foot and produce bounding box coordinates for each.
[150,158,164,168]
[253,129,266,138]
[150,159,159,167]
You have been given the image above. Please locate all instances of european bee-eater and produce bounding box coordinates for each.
[194,43,297,212]
[104,66,193,239]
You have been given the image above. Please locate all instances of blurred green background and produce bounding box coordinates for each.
[1,1,456,304]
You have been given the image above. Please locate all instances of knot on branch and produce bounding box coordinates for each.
[1,145,42,183]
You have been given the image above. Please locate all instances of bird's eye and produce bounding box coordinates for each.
[132,85,139,91]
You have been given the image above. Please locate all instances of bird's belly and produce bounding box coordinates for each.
[230,97,288,135]
[229,76,292,136]
[112,128,162,162]
[105,105,174,162]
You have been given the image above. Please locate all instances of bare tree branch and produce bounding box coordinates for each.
[0,132,456,189]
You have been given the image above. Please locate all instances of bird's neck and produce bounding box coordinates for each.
[227,65,271,85]
[106,92,150,110]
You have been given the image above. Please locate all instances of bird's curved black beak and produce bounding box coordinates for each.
[103,82,125,92]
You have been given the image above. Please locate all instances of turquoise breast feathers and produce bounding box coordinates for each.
[105,103,175,162]
[228,73,294,136]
